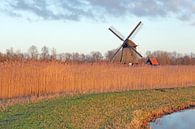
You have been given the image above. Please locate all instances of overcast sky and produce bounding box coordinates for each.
[0,0,195,55]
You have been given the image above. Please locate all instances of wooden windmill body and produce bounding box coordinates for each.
[109,21,143,64]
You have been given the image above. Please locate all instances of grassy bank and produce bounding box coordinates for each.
[0,87,195,129]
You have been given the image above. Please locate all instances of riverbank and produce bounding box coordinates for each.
[0,87,195,129]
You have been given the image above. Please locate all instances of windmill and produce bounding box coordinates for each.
[108,21,143,64]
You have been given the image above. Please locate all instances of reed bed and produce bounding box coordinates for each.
[0,61,195,99]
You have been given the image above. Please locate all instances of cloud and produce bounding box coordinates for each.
[0,0,195,22]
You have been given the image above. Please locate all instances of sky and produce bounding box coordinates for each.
[0,0,195,56]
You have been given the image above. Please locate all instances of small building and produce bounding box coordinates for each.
[146,57,159,66]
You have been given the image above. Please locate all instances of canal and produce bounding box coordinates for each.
[150,109,195,129]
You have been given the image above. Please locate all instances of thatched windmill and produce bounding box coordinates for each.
[109,21,143,64]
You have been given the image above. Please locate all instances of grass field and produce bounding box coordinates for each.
[1,61,195,99]
[0,87,195,129]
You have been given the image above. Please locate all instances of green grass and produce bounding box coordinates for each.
[0,87,195,129]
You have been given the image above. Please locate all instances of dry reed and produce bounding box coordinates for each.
[0,61,195,99]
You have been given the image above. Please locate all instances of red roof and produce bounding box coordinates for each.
[147,58,159,65]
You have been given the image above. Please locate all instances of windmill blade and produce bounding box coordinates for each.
[120,48,124,62]
[109,26,125,41]
[130,47,143,58]
[126,21,142,40]
[111,45,123,62]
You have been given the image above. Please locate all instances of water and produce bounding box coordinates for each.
[150,109,195,129]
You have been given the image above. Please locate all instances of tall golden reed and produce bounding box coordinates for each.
[0,61,195,99]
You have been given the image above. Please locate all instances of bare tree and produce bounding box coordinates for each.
[5,47,16,61]
[6,47,14,58]
[65,53,72,61]
[146,51,152,57]
[80,54,86,61]
[72,52,80,61]
[58,53,66,61]
[91,51,103,61]
[105,49,115,61]
[41,46,49,60]
[51,48,57,60]
[28,45,39,60]
[14,50,25,61]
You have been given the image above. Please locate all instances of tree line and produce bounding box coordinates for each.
[146,50,195,65]
[0,45,104,62]
[0,45,195,65]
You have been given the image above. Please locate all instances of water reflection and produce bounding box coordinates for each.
[150,109,195,129]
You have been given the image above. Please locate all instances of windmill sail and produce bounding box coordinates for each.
[109,26,125,41]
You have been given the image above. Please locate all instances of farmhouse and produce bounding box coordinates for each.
[146,57,159,66]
